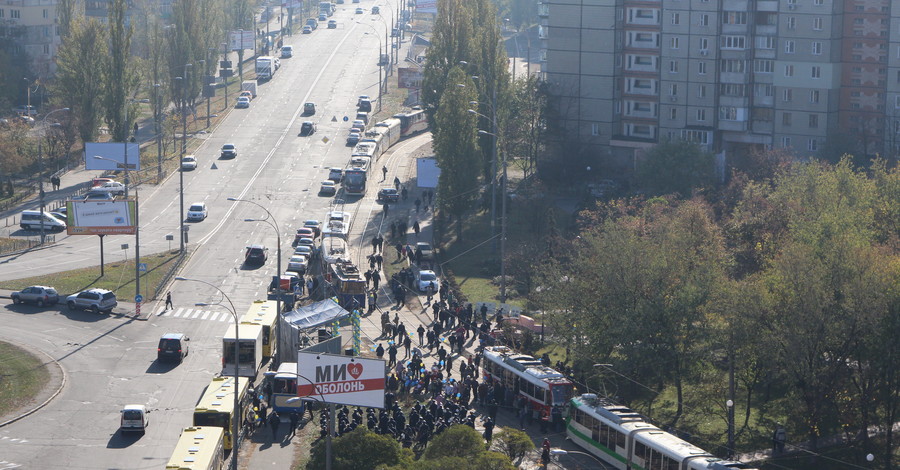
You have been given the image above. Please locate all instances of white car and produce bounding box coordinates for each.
[320,180,337,195]
[186,202,208,221]
[93,181,126,196]
[304,219,322,237]
[236,96,250,108]
[417,270,439,293]
[293,244,313,257]
[287,255,309,273]
[181,155,197,170]
[297,237,316,249]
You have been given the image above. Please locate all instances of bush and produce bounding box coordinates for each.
[490,427,535,464]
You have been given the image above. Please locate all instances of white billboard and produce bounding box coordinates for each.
[229,30,256,51]
[416,157,439,188]
[84,142,141,171]
[297,353,385,408]
[417,0,437,14]
[66,200,136,235]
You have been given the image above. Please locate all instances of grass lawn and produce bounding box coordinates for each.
[0,250,182,300]
[0,341,50,420]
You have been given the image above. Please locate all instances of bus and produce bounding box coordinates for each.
[270,362,309,413]
[222,323,264,378]
[394,109,428,136]
[192,376,251,450]
[165,426,225,470]
[240,300,279,358]
[342,156,371,195]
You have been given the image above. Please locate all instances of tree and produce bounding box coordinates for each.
[490,428,534,465]
[306,427,412,470]
[422,425,486,461]
[56,0,80,39]
[103,0,140,142]
[421,0,475,133]
[433,67,480,238]
[505,75,545,179]
[635,140,717,197]
[52,17,107,143]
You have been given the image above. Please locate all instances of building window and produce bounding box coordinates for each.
[782,112,792,126]
[10,9,20,18]
[672,13,680,25]
[699,37,708,50]
[720,59,746,73]
[698,62,707,74]
[814,0,823,5]
[670,84,678,95]
[810,90,820,103]
[670,60,678,73]
[754,60,774,73]
[681,130,710,145]
[697,109,706,121]
[809,114,818,128]
[43,44,50,55]
[43,8,48,18]
[783,89,792,102]
[758,36,775,49]
[811,66,821,78]
[698,85,707,98]
[700,14,709,26]
[722,36,746,49]
[0,9,5,18]
[812,42,822,55]
[755,83,774,97]
[808,139,818,151]
[787,17,796,29]
[671,37,679,49]
[813,17,823,30]
[670,108,677,120]
[720,106,738,120]
[784,40,795,53]
[782,137,792,147]
[591,123,600,136]
[723,11,748,25]
[785,64,794,77]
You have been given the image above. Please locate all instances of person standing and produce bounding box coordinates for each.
[364,269,373,288]
[414,198,421,213]
[372,270,381,289]
[289,411,300,437]
[773,424,786,454]
[413,221,420,239]
[417,324,426,346]
[376,343,385,359]
[269,411,280,438]
[403,334,412,359]
[387,343,398,367]
[382,165,388,181]
[165,292,173,310]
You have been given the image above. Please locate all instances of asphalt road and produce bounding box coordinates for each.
[0,2,406,467]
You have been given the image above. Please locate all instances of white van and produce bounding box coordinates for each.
[20,210,66,232]
[281,45,293,58]
[120,404,149,434]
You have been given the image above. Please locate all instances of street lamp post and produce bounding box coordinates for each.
[475,125,507,303]
[228,197,283,327]
[549,448,608,466]
[175,277,240,470]
[37,108,70,245]
[94,147,141,303]
[154,83,162,182]
[357,23,384,112]
[177,63,192,252]
[275,373,334,470]
[371,16,390,76]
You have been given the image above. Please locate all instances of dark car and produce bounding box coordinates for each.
[11,285,59,307]
[157,333,190,363]
[300,121,316,136]
[245,244,269,264]
[416,242,434,261]
[220,143,237,158]
[377,187,400,203]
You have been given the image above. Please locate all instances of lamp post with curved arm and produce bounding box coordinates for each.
[265,369,336,470]
[228,197,284,324]
[175,276,240,470]
[37,107,69,245]
[370,15,390,75]
[356,21,384,112]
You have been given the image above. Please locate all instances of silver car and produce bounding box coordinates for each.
[66,288,117,314]
[11,285,59,307]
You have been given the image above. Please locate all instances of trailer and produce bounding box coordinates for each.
[241,80,258,98]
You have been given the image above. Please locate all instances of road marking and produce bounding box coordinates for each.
[190,309,202,319]
[174,308,189,318]
[201,310,210,320]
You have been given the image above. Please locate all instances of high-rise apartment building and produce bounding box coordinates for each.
[0,0,60,79]
[540,0,894,173]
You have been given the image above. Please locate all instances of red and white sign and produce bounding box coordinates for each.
[296,352,385,408]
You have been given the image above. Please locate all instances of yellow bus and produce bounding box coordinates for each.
[165,426,225,470]
[240,299,279,358]
[192,376,251,450]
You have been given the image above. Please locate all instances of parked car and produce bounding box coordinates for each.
[328,168,343,182]
[416,270,439,293]
[320,180,337,196]
[287,255,309,273]
[245,244,268,264]
[302,25,313,34]
[357,95,370,107]
[220,143,237,158]
[11,285,59,307]
[355,7,363,13]
[300,121,316,136]
[181,154,197,170]
[293,245,313,258]
[66,288,117,314]
[350,119,366,132]
[94,181,126,196]
[157,333,190,363]
[346,132,361,146]
[239,90,254,101]
[328,19,337,28]
[303,219,322,237]
[186,202,208,221]
[236,97,251,108]
[377,187,400,203]
[281,45,293,58]
[304,102,316,115]
[416,242,434,261]
[84,190,115,201]
[294,227,316,244]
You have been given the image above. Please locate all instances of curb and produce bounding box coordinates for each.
[0,338,67,428]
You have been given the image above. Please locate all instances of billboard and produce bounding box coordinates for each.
[66,200,137,235]
[296,353,385,408]
[417,0,437,14]
[398,67,423,89]
[229,30,256,51]
[84,142,141,171]
[416,157,439,188]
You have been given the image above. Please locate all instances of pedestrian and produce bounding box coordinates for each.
[773,424,786,454]
[269,411,280,438]
[364,269,372,288]
[372,270,381,289]
[390,221,397,238]
[403,334,412,358]
[372,236,379,253]
[165,291,173,310]
[382,165,388,181]
[376,343,385,358]
[413,221,420,238]
[417,324,425,346]
[394,176,401,190]
[415,198,421,213]
[426,281,435,303]
[396,242,404,259]
[51,176,60,191]
[401,187,408,201]
[290,411,300,436]
[368,290,377,314]
[388,343,398,367]
[384,203,389,215]
[375,253,383,270]
[482,416,494,443]
[133,122,138,137]
[539,408,550,434]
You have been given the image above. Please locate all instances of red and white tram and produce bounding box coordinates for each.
[480,345,574,416]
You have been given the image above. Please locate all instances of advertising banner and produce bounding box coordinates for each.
[296,352,385,408]
[416,157,439,188]
[66,200,136,235]
[417,0,437,14]
[229,30,256,51]
[84,142,141,171]
[398,67,423,89]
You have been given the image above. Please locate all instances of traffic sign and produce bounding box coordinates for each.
[138,263,147,272]
[135,294,143,303]
[322,136,330,144]
[343,116,349,122]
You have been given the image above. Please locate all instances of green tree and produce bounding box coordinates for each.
[103,0,140,142]
[421,0,475,133]
[422,424,486,461]
[306,427,412,470]
[636,140,717,197]
[490,427,534,465]
[433,67,480,238]
[56,0,80,38]
[53,17,107,143]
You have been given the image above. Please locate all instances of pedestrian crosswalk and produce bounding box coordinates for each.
[155,307,235,323]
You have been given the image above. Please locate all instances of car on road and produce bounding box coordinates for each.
[11,285,59,307]
[220,143,237,158]
[328,167,343,182]
[245,244,268,264]
[372,5,380,14]
[93,180,126,195]
[357,95,370,106]
[83,190,115,201]
[239,90,254,101]
[66,288,117,314]
[318,13,327,21]
[302,25,313,34]
[346,132,361,146]
[186,202,208,221]
[157,333,190,363]
[287,255,309,273]
[293,245,313,258]
[297,237,316,251]
[120,405,149,435]
[19,210,66,231]
[328,19,337,28]
[303,219,322,237]
[304,102,316,115]
[358,99,372,112]
[50,211,67,223]
[416,242,434,261]
[320,180,337,196]
[306,18,318,29]
[377,187,400,203]
[300,121,316,136]
[281,45,293,58]
[417,270,439,293]
[355,7,363,13]
[294,227,316,244]
[236,96,250,109]
[181,154,197,170]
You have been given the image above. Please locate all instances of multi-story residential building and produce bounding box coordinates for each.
[0,0,60,79]
[540,0,894,174]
